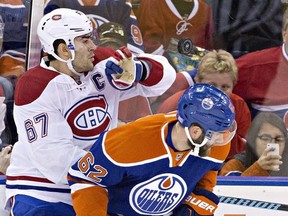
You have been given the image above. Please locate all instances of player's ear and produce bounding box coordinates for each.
[57,43,70,60]
[189,125,203,140]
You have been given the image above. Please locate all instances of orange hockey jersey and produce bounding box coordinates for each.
[68,112,230,215]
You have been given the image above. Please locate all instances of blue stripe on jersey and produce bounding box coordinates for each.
[6,184,71,193]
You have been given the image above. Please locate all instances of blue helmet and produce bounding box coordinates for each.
[177,83,235,133]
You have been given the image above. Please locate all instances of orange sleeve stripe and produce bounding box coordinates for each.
[72,185,108,216]
[67,175,94,185]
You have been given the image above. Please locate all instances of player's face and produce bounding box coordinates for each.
[199,72,234,95]
[72,34,96,73]
[256,122,286,157]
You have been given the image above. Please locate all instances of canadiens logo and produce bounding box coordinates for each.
[129,173,187,215]
[65,95,111,140]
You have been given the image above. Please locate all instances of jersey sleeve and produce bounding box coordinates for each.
[67,131,125,215]
[194,144,231,190]
[182,143,230,212]
[218,158,244,176]
[219,157,270,176]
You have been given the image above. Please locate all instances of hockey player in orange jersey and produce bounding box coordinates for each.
[68,83,236,216]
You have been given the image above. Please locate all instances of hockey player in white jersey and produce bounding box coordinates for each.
[5,8,176,216]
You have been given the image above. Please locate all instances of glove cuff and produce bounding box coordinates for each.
[183,189,219,215]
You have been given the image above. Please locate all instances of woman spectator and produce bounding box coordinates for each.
[220,112,288,177]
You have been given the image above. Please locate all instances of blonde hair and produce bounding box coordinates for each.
[195,49,238,86]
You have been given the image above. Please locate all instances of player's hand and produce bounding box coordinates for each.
[0,144,12,174]
[105,46,144,90]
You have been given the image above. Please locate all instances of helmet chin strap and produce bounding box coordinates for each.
[184,127,208,156]
[51,50,82,77]
[67,58,82,77]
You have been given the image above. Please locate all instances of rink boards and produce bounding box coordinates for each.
[1,175,287,215]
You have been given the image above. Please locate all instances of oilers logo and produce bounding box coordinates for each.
[202,98,214,110]
[87,14,109,30]
[65,95,111,140]
[129,173,187,215]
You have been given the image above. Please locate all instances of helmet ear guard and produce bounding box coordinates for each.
[177,83,236,154]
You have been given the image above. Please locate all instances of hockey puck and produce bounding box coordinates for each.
[177,38,193,55]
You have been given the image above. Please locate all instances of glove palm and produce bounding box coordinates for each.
[105,46,143,90]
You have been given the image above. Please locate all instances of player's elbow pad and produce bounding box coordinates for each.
[182,188,219,215]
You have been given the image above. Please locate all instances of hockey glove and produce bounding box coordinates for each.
[105,46,144,90]
[179,188,219,216]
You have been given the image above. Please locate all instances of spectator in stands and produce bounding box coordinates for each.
[210,0,283,58]
[44,0,144,55]
[0,0,28,54]
[0,0,28,146]
[0,0,27,83]
[233,8,288,126]
[0,96,11,175]
[0,77,15,145]
[219,112,288,177]
[137,0,214,55]
[156,50,251,160]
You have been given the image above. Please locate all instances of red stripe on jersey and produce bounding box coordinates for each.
[6,175,54,183]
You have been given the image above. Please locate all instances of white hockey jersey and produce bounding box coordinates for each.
[5,47,176,206]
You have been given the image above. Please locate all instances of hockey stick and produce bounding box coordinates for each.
[219,195,288,212]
